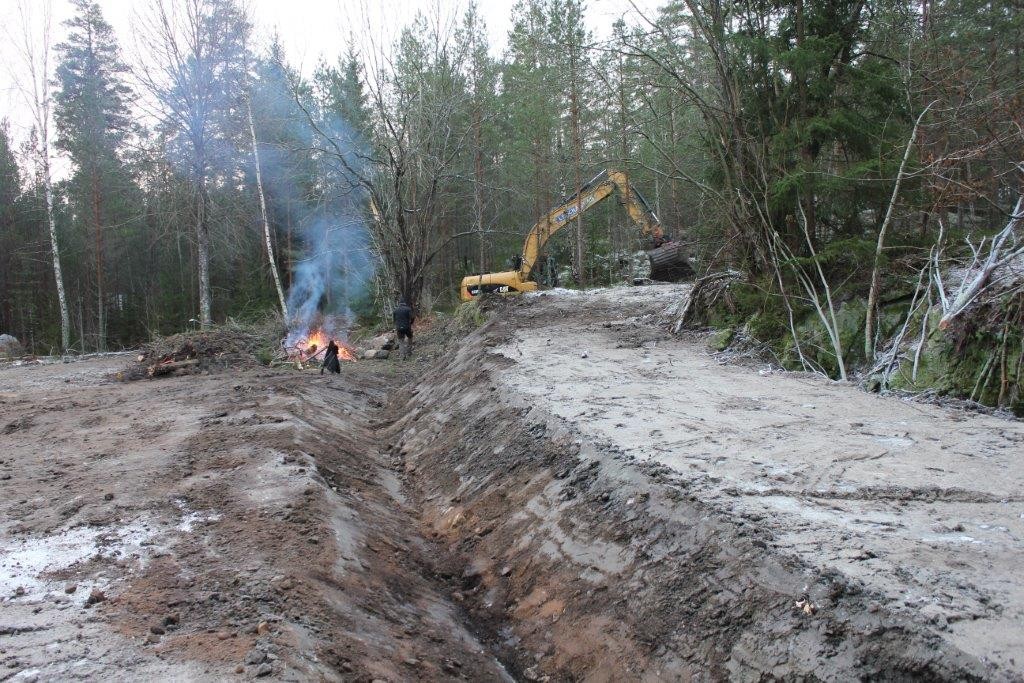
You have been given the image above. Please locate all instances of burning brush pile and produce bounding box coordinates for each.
[280,314,356,368]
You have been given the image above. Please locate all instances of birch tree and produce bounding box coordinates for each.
[246,95,288,318]
[6,1,71,353]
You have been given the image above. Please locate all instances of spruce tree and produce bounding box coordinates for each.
[0,122,23,337]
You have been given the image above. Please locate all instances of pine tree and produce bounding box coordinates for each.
[136,0,252,329]
[53,0,133,350]
[314,42,372,141]
[502,0,562,264]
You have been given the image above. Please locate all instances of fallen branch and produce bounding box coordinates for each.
[938,194,1024,329]
[671,270,742,332]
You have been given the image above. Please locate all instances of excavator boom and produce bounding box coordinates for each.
[460,168,691,301]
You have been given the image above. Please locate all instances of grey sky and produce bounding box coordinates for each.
[0,0,663,167]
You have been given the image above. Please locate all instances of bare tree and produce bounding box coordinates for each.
[864,102,933,358]
[134,0,251,329]
[935,193,1024,328]
[5,1,71,353]
[293,10,473,312]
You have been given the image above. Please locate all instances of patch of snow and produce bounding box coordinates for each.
[0,520,156,602]
[172,498,221,532]
[526,287,589,298]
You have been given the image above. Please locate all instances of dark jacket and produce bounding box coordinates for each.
[321,341,341,374]
[393,302,414,331]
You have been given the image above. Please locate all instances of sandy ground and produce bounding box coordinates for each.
[494,285,1024,674]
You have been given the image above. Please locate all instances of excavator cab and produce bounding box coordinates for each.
[459,169,692,302]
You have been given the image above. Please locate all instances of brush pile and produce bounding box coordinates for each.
[668,270,744,332]
[123,326,270,380]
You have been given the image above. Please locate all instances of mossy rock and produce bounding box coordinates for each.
[889,337,952,392]
[708,327,735,352]
[785,299,867,378]
[886,305,1024,409]
[745,311,787,343]
[1011,397,1024,418]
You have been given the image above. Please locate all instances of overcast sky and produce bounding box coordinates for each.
[0,0,664,163]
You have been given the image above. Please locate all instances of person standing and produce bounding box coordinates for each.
[393,299,414,359]
[320,340,341,374]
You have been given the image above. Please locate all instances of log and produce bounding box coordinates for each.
[147,358,199,377]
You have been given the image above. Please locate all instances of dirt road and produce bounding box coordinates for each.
[392,285,1024,681]
[3,284,1023,681]
[494,286,1024,675]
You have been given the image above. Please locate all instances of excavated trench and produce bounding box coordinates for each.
[366,306,1002,681]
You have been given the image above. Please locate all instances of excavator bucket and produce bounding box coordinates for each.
[647,241,693,282]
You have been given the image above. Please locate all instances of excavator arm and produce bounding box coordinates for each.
[460,168,691,300]
[518,169,666,279]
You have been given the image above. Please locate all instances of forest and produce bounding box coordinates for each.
[1,0,1022,408]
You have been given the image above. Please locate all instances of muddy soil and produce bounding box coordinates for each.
[0,357,509,681]
[3,284,1023,682]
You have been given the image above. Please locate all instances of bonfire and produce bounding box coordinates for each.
[283,318,357,366]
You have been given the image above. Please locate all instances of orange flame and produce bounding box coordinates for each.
[288,328,356,363]
[304,329,329,354]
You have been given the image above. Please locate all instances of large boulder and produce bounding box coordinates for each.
[361,349,390,360]
[367,333,396,351]
[0,334,24,359]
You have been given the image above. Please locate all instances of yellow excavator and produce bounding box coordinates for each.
[459,168,692,301]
